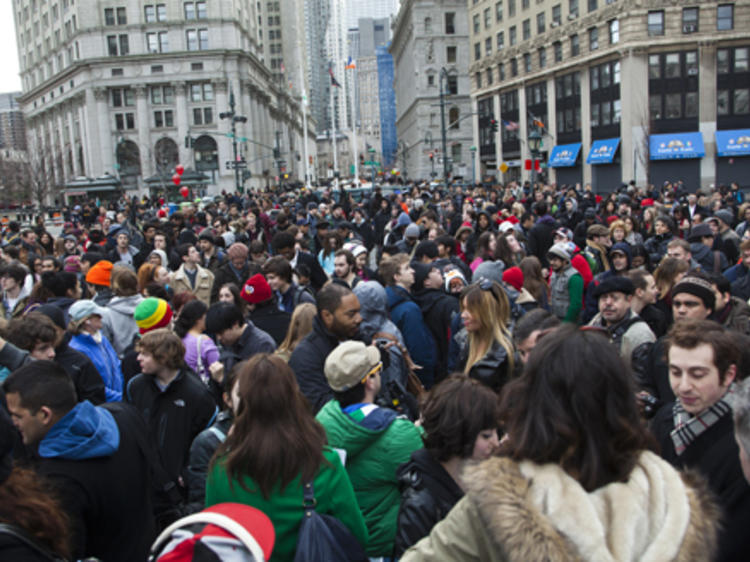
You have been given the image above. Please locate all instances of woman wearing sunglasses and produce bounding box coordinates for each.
[454,279,515,392]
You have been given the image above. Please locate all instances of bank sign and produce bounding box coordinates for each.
[649,132,705,160]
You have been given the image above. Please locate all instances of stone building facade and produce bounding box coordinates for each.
[469,0,750,190]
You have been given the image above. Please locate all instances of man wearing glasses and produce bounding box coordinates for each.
[316,341,423,559]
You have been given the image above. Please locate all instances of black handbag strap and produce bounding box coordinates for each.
[0,523,65,561]
[302,480,317,513]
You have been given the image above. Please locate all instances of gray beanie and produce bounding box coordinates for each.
[404,223,421,239]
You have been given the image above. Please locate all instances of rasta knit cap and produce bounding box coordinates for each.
[241,273,273,304]
[134,297,174,334]
[85,260,114,287]
[671,276,716,311]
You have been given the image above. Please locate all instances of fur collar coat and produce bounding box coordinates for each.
[401,451,719,561]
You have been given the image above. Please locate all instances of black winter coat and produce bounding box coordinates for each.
[651,405,750,562]
[185,411,233,510]
[393,448,463,557]
[125,369,218,484]
[34,402,155,562]
[456,330,511,392]
[641,337,674,404]
[249,302,291,346]
[217,321,276,373]
[288,316,341,413]
[295,250,329,291]
[413,289,460,383]
[527,215,557,265]
[56,334,106,405]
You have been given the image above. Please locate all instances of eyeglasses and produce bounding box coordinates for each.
[361,361,383,384]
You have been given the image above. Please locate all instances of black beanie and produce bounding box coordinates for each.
[671,276,716,311]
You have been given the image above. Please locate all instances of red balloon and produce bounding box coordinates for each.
[172,173,181,186]
[158,197,165,206]
[180,186,189,198]
[176,164,185,176]
[157,208,167,218]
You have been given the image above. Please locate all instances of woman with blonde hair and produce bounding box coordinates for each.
[275,302,316,362]
[608,219,627,244]
[455,280,515,392]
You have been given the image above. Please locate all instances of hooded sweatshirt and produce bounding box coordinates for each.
[38,400,119,460]
[102,294,144,357]
[316,400,423,557]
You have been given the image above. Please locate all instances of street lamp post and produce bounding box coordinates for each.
[219,89,248,193]
[438,68,451,185]
[470,146,477,186]
[367,145,376,183]
[397,141,408,179]
[528,127,543,190]
[424,131,435,180]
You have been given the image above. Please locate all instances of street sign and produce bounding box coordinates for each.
[226,160,248,169]
[499,162,509,173]
[364,161,380,166]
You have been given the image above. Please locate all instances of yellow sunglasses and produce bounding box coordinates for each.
[361,361,383,384]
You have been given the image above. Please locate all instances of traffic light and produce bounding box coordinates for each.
[489,118,498,134]
[429,152,434,161]
[360,153,364,164]
[242,170,252,182]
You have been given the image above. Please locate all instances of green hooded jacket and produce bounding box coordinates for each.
[316,400,423,557]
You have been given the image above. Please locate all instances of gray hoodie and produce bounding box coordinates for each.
[101,294,144,357]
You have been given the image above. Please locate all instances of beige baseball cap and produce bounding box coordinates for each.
[324,341,382,392]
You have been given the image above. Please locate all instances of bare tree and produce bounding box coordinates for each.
[24,143,62,208]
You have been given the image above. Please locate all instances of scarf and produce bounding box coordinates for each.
[670,389,733,455]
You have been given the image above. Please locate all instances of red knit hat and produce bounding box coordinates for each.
[502,266,524,291]
[241,274,273,304]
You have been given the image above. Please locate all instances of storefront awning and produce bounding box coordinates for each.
[587,138,620,165]
[548,143,582,168]
[649,132,705,160]
[715,129,750,157]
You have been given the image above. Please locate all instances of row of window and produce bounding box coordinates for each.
[647,5,734,36]
[141,3,207,23]
[108,29,209,56]
[113,107,215,131]
[111,84,213,107]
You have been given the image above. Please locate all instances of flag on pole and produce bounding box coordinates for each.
[329,65,341,87]
[533,118,545,129]
[346,57,356,69]
[280,62,286,74]
[503,120,519,131]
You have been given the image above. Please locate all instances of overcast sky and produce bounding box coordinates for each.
[1,1,22,93]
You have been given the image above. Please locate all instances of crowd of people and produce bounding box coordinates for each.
[0,177,749,561]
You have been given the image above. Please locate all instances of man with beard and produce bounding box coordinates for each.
[289,283,363,412]
[587,276,655,380]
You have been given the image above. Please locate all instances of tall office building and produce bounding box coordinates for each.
[0,92,27,151]
[11,0,309,200]
[391,0,474,181]
[469,0,750,189]
[346,0,401,29]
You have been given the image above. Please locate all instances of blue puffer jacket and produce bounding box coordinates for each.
[69,332,124,402]
[385,285,436,388]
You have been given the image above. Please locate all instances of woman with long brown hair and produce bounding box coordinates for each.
[205,354,367,560]
[402,326,719,560]
[275,302,316,362]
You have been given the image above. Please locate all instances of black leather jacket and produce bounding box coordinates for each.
[393,448,463,557]
[455,329,512,392]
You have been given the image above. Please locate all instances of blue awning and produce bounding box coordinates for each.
[586,138,620,164]
[650,132,705,160]
[548,143,582,168]
[716,129,750,157]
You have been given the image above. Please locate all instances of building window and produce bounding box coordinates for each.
[111,88,135,107]
[717,49,730,74]
[497,31,504,50]
[735,89,749,113]
[445,12,455,34]
[447,46,457,63]
[157,4,166,21]
[648,11,664,36]
[588,0,597,12]
[509,0,516,17]
[154,110,174,128]
[107,34,129,56]
[570,34,579,56]
[499,63,505,81]
[452,143,462,165]
[486,67,493,85]
[476,72,482,89]
[718,90,729,115]
[484,8,491,28]
[190,82,214,101]
[145,4,166,22]
[147,31,169,53]
[151,85,174,104]
[537,12,545,33]
[447,76,458,95]
[424,17,432,33]
[649,54,661,78]
[510,26,517,46]
[117,7,127,24]
[104,8,115,25]
[552,4,562,25]
[609,19,619,44]
[474,42,481,61]
[682,7,698,33]
[115,113,135,131]
[538,47,546,68]
[427,74,435,87]
[144,5,155,22]
[473,14,480,33]
[589,27,598,50]
[736,48,749,72]
[511,58,518,77]
[485,38,492,56]
[553,41,562,62]
[665,53,680,78]
[522,0,530,10]
[685,92,698,117]
[524,52,531,72]
[192,107,214,125]
[184,2,207,19]
[522,19,531,40]
[569,0,578,18]
[717,4,733,30]
[496,1,503,22]
[186,28,208,50]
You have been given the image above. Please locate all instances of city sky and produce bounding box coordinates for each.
[1,1,21,93]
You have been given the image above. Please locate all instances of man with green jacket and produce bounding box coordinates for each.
[316,341,423,558]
